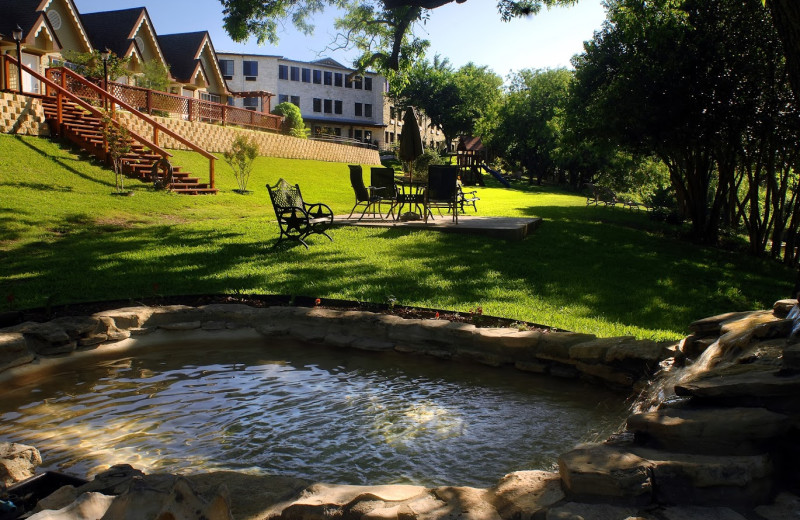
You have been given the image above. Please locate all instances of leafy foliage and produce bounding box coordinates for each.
[136,60,171,92]
[223,134,260,192]
[62,49,131,82]
[100,114,132,194]
[272,102,310,138]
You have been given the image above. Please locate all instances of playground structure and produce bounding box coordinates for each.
[456,136,512,188]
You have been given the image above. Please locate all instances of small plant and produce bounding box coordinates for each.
[102,114,132,194]
[223,135,259,193]
[386,295,397,310]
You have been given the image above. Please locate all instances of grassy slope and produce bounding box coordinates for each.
[0,134,792,341]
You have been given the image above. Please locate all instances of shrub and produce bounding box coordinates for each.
[272,102,309,139]
[223,135,259,193]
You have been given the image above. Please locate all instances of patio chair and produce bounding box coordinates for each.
[458,184,479,212]
[370,166,398,219]
[425,165,460,224]
[267,178,334,249]
[347,165,384,220]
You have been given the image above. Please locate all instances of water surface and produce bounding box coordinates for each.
[0,340,629,486]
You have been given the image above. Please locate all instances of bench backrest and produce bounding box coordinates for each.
[268,178,304,210]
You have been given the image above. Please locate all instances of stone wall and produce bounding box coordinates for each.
[0,92,49,136]
[115,112,381,165]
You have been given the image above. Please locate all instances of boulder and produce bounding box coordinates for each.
[95,317,130,342]
[278,483,427,520]
[13,322,75,355]
[49,317,102,340]
[0,332,34,372]
[772,299,797,318]
[626,407,791,455]
[656,506,748,520]
[629,447,773,507]
[675,369,800,399]
[0,442,42,489]
[27,492,115,520]
[679,335,717,360]
[558,444,654,504]
[544,502,640,520]
[429,486,500,520]
[536,333,596,364]
[569,337,636,363]
[489,470,564,519]
[99,476,232,520]
[753,492,800,520]
[93,307,154,330]
[605,340,668,367]
[688,311,756,336]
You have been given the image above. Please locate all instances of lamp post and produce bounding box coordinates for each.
[12,25,23,94]
[100,49,110,92]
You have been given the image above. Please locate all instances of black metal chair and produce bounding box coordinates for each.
[458,184,480,212]
[425,165,460,223]
[370,166,398,219]
[267,178,334,248]
[347,165,384,220]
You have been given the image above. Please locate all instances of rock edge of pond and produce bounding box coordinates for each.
[0,299,799,520]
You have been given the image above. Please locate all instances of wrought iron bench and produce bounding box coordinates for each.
[267,178,334,248]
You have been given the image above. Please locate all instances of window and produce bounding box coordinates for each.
[278,94,289,104]
[219,59,234,80]
[243,61,258,80]
[345,76,353,88]
[313,98,322,112]
[385,131,390,143]
[354,76,362,89]
[334,73,343,87]
[290,66,300,81]
[313,70,322,84]
[324,71,332,85]
[227,96,235,106]
[302,68,311,83]
[354,102,362,116]
[324,99,332,114]
[243,96,259,110]
[334,100,342,114]
[290,95,300,106]
[364,77,372,91]
[278,64,289,80]
[390,106,396,120]
[364,104,372,118]
[354,129,363,140]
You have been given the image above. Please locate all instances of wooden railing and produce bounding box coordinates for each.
[0,56,218,189]
[45,68,283,133]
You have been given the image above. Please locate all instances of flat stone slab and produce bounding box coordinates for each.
[333,215,542,241]
[675,369,800,398]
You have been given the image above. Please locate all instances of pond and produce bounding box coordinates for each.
[0,339,629,487]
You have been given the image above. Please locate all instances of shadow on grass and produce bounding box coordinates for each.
[14,136,114,189]
[0,204,793,337]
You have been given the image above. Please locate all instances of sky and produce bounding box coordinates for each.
[72,0,607,80]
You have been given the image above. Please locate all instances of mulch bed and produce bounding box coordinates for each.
[1,294,558,332]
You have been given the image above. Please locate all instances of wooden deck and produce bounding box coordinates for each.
[332,215,542,241]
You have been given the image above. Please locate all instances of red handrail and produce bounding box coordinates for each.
[45,66,217,188]
[1,54,172,161]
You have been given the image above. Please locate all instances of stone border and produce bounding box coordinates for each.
[0,303,674,392]
[2,301,799,520]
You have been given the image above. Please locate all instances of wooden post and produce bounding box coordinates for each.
[146,90,152,114]
[209,158,215,189]
[154,128,159,147]
[222,105,227,126]
[188,99,193,122]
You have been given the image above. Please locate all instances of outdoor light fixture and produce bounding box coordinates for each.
[101,49,110,92]
[12,25,23,93]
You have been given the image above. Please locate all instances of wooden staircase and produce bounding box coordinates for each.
[41,97,216,194]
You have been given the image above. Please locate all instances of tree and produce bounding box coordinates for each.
[62,49,131,82]
[218,0,575,74]
[393,57,502,147]
[491,68,571,184]
[136,60,171,92]
[223,134,260,192]
[272,102,310,138]
[101,114,132,194]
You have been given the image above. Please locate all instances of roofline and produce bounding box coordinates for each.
[43,0,92,52]
[216,51,381,76]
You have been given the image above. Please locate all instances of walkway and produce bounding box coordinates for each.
[332,215,541,241]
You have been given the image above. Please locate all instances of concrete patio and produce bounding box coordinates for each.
[332,215,542,241]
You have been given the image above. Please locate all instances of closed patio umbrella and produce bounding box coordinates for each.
[398,106,423,178]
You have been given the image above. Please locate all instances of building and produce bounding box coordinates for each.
[158,31,227,101]
[218,52,386,146]
[382,101,449,153]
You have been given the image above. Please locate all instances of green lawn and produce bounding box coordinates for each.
[0,134,792,341]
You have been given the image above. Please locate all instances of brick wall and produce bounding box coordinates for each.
[0,93,49,136]
[116,112,381,165]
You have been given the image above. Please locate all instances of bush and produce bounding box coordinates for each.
[271,102,309,139]
[411,147,444,182]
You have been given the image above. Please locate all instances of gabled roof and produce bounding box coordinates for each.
[0,0,91,50]
[158,31,226,93]
[458,136,484,152]
[80,7,144,58]
[310,58,349,70]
